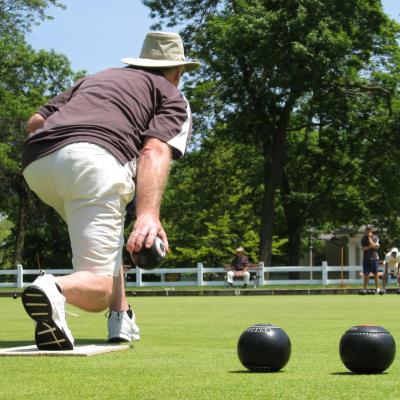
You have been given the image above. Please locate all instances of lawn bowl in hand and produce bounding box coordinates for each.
[237,324,291,372]
[131,236,166,270]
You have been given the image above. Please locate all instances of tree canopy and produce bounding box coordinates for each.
[0,0,64,33]
[145,0,400,265]
[0,1,84,268]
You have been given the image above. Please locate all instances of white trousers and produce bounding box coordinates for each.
[227,270,250,284]
[23,143,136,277]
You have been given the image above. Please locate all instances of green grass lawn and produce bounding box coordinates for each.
[1,295,400,400]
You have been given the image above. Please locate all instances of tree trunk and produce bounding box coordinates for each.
[287,223,302,267]
[281,172,304,267]
[259,102,293,265]
[259,139,276,266]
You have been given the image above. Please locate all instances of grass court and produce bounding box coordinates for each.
[1,294,400,399]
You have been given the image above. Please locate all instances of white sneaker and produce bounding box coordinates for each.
[107,306,140,343]
[21,273,74,350]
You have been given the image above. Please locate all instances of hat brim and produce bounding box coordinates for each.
[121,57,201,72]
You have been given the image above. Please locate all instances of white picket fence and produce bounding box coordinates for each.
[0,262,391,288]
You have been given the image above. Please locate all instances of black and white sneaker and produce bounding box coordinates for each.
[107,306,140,343]
[21,273,74,350]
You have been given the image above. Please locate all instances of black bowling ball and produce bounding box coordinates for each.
[131,236,166,270]
[237,323,291,372]
[339,325,396,374]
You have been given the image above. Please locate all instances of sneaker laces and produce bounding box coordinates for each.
[66,309,79,318]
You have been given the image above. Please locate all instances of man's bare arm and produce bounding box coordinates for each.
[368,234,380,249]
[126,137,172,254]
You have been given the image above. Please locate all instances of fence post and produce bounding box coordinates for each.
[17,264,23,288]
[322,261,328,285]
[258,262,265,287]
[197,262,204,287]
[136,266,142,287]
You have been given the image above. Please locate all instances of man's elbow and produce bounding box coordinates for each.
[27,113,45,134]
[141,138,172,160]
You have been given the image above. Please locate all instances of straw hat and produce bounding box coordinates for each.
[121,31,201,72]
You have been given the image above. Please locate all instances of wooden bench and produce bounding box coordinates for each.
[224,263,263,287]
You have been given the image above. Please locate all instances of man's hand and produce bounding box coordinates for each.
[126,213,169,254]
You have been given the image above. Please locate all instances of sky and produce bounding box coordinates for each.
[26,0,400,75]
[27,0,155,73]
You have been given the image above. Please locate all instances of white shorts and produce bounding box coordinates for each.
[23,142,136,277]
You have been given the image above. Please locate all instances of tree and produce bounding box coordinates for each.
[159,132,288,267]
[0,0,71,269]
[144,0,400,265]
[0,32,83,267]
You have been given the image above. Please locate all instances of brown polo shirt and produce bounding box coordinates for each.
[22,67,192,169]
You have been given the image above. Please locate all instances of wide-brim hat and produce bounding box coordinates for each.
[236,246,245,253]
[390,247,399,253]
[121,31,201,72]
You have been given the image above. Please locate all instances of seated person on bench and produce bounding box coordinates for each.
[226,247,250,288]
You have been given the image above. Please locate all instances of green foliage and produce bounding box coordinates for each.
[1,0,400,269]
[0,0,65,33]
[160,134,264,267]
[0,27,83,267]
[0,215,13,267]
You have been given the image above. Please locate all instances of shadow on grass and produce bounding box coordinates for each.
[331,371,388,376]
[0,340,34,348]
[75,338,113,345]
[229,370,285,374]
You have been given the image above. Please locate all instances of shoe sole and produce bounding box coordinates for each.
[21,286,73,351]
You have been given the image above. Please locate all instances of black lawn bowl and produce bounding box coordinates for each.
[131,236,167,270]
[237,324,291,372]
[339,325,396,374]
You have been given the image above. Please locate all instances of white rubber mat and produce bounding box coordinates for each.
[0,344,129,356]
